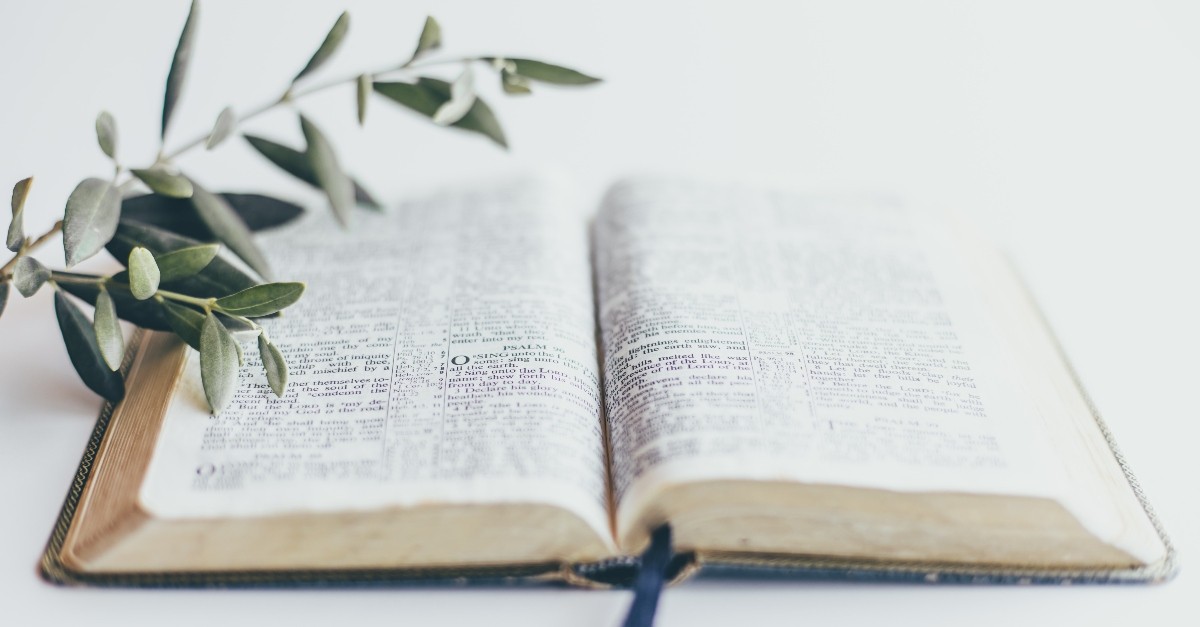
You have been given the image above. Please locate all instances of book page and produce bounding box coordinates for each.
[594,178,1081,540]
[140,178,613,546]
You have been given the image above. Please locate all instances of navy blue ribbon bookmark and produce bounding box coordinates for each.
[621,525,674,627]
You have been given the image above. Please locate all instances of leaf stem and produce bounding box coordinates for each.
[0,220,64,277]
[47,271,104,285]
[117,178,141,194]
[156,288,216,310]
[157,56,480,163]
[12,54,488,284]
[49,271,217,311]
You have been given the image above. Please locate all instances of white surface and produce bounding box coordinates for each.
[0,0,1197,624]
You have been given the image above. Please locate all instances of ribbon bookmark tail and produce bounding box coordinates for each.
[621,525,673,627]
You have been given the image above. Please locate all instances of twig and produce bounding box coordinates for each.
[0,220,64,277]
[157,56,476,163]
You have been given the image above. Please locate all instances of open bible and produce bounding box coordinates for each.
[43,177,1175,586]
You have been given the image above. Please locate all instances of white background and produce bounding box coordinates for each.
[1,0,1197,624]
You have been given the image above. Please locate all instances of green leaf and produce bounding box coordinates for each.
[188,181,273,279]
[199,311,239,413]
[354,181,383,210]
[55,291,125,402]
[161,300,205,349]
[421,78,506,148]
[299,115,354,225]
[215,282,305,317]
[128,246,161,300]
[372,81,439,117]
[62,178,121,267]
[130,167,194,198]
[373,78,507,148]
[244,134,316,184]
[500,68,532,95]
[206,106,236,150]
[242,135,379,207]
[258,334,287,397]
[155,244,219,282]
[93,287,124,371]
[56,269,250,337]
[12,256,50,297]
[412,16,441,60]
[122,192,304,238]
[105,220,257,299]
[7,176,32,253]
[498,58,601,85]
[95,111,118,160]
[356,74,370,126]
[58,272,172,331]
[294,11,349,83]
[0,281,8,320]
[162,0,200,138]
[432,65,476,125]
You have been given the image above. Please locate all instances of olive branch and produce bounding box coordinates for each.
[0,2,599,413]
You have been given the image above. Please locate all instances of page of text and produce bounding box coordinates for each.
[594,179,1070,538]
[141,179,611,543]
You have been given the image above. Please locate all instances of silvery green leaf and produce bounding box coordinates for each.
[58,271,173,331]
[199,311,239,413]
[55,291,125,402]
[130,167,194,198]
[215,281,305,317]
[13,256,50,297]
[205,106,237,149]
[106,221,256,300]
[62,177,121,267]
[188,181,272,279]
[0,282,8,320]
[93,287,124,371]
[432,64,476,126]
[374,78,507,148]
[356,74,370,126]
[500,67,532,95]
[128,246,161,300]
[155,243,219,282]
[234,335,244,366]
[7,176,32,253]
[95,111,118,160]
[299,116,353,225]
[162,0,199,138]
[412,16,441,60]
[161,299,204,349]
[498,58,601,85]
[258,334,287,397]
[242,135,380,208]
[293,11,349,83]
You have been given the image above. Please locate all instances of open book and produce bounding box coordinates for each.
[44,176,1175,586]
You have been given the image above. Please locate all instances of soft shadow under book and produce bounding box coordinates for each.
[42,176,1176,588]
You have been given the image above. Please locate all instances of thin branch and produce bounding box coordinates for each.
[0,220,63,277]
[157,56,478,164]
[156,288,216,310]
[51,271,217,311]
